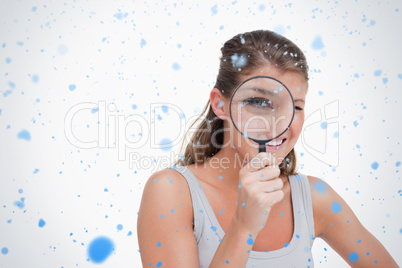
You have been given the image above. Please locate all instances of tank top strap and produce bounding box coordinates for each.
[168,165,205,243]
[293,173,315,246]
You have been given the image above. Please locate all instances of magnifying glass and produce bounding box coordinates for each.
[229,76,295,153]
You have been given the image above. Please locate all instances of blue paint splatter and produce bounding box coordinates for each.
[132,104,137,110]
[320,121,327,129]
[331,202,342,214]
[396,161,401,167]
[284,242,289,247]
[69,84,76,91]
[140,38,146,48]
[14,198,25,209]
[333,131,339,138]
[160,214,165,219]
[33,168,39,174]
[38,219,46,228]
[32,74,39,83]
[5,57,11,64]
[312,35,324,50]
[88,236,114,263]
[114,11,128,20]
[18,189,23,194]
[32,6,37,12]
[258,4,265,11]
[231,53,247,68]
[172,62,181,70]
[318,90,323,96]
[157,241,161,247]
[219,25,224,30]
[314,181,327,194]
[161,105,168,113]
[382,78,388,84]
[17,129,31,141]
[374,70,382,77]
[156,262,162,267]
[247,238,254,245]
[116,224,123,231]
[353,121,359,127]
[1,247,8,255]
[349,252,359,262]
[398,74,402,79]
[371,162,379,170]
[211,4,218,15]
[58,44,68,55]
[160,138,172,152]
[210,226,217,232]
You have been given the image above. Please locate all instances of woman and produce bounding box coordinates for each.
[137,30,398,267]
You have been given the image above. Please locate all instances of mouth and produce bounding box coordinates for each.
[266,138,286,149]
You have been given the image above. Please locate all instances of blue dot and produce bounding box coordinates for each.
[349,252,359,262]
[258,4,265,11]
[353,120,359,127]
[398,73,402,79]
[225,260,229,264]
[116,224,123,231]
[312,35,324,50]
[161,105,168,113]
[140,38,147,48]
[219,25,224,30]
[32,6,37,12]
[211,4,218,15]
[88,236,114,263]
[333,131,339,138]
[160,138,172,152]
[38,218,46,228]
[172,62,181,70]
[69,84,76,91]
[160,214,164,219]
[5,57,11,64]
[247,238,254,245]
[1,247,8,255]
[371,162,379,170]
[315,181,327,194]
[382,78,388,84]
[210,226,217,232]
[58,44,68,55]
[32,74,39,83]
[320,121,327,129]
[157,241,161,247]
[17,129,31,141]
[374,70,382,77]
[18,189,23,194]
[331,201,342,214]
[156,261,162,267]
[396,161,401,167]
[284,242,289,247]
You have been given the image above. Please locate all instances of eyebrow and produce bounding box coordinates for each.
[294,99,305,103]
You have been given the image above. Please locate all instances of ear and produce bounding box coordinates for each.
[210,88,228,120]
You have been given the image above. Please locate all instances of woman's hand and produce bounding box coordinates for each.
[232,152,285,237]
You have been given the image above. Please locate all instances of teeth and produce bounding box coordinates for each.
[267,139,284,146]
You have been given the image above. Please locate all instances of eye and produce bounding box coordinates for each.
[243,97,273,108]
[295,106,303,111]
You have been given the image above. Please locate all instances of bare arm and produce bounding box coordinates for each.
[308,176,399,268]
[137,169,258,267]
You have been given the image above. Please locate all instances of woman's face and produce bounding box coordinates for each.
[219,65,308,164]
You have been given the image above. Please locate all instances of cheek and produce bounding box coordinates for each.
[290,112,305,137]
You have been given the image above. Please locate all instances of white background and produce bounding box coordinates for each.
[0,0,401,267]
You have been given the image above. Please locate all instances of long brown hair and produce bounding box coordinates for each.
[174,30,309,175]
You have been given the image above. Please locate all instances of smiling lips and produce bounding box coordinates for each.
[266,138,286,147]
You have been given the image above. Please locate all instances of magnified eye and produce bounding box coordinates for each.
[243,97,273,108]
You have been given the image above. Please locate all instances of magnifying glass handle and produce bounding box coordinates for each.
[259,144,266,153]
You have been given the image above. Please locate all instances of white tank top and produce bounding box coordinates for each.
[170,165,316,268]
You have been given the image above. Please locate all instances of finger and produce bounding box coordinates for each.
[253,166,281,181]
[244,152,278,173]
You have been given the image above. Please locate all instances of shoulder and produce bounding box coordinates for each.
[139,167,193,217]
[137,168,201,266]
